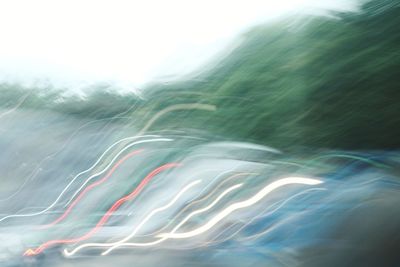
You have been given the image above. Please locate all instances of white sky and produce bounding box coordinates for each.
[0,0,359,91]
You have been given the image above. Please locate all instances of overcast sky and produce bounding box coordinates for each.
[0,0,360,91]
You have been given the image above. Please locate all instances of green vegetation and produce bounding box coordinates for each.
[144,0,400,150]
[1,0,399,150]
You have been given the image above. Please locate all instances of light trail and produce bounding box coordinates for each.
[156,177,322,239]
[238,188,326,242]
[64,138,172,207]
[103,182,242,255]
[24,163,180,256]
[1,102,203,218]
[59,135,160,208]
[66,180,201,254]
[64,182,242,256]
[41,149,144,228]
[0,113,155,202]
[139,172,255,236]
[84,102,216,187]
[0,137,171,223]
[110,179,202,243]
[137,103,216,135]
[197,187,326,247]
[239,180,393,243]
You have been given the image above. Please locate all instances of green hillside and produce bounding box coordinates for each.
[143,0,400,150]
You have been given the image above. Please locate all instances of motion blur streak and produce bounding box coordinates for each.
[63,138,173,207]
[1,1,400,266]
[41,149,144,228]
[203,187,327,246]
[137,103,216,135]
[24,163,179,256]
[157,177,322,239]
[0,92,31,119]
[0,136,170,223]
[65,179,202,255]
[150,173,253,231]
[103,183,243,254]
[103,180,202,252]
[135,172,255,238]
[64,183,244,256]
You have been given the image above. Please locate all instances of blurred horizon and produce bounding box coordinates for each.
[0,0,361,92]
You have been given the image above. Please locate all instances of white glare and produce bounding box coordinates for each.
[0,0,359,90]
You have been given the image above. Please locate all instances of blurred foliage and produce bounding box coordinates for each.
[0,0,399,150]
[144,0,400,150]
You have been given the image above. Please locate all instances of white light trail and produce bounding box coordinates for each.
[0,137,171,223]
[103,183,243,255]
[64,138,172,206]
[157,177,322,239]
[64,182,242,256]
